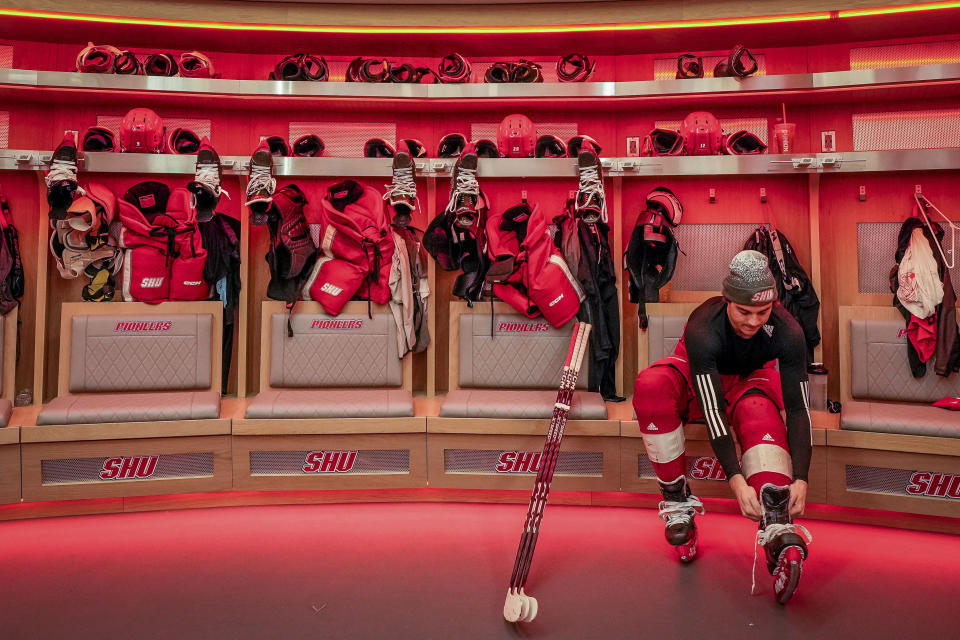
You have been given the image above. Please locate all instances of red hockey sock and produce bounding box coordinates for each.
[634,366,689,484]
[731,394,792,498]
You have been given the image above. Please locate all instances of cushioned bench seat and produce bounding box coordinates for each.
[440,389,607,420]
[37,391,221,425]
[841,400,960,438]
[245,388,414,419]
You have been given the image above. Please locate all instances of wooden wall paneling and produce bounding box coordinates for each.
[425,176,437,397]
[21,434,232,502]
[611,175,625,396]
[820,172,960,399]
[826,446,960,518]
[232,433,427,491]
[0,441,20,504]
[426,432,620,491]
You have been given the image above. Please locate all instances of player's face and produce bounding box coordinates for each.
[726,301,774,338]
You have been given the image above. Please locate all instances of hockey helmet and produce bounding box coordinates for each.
[722,130,767,155]
[364,138,396,158]
[676,54,704,79]
[292,134,325,157]
[397,139,427,158]
[535,134,567,158]
[679,111,723,156]
[167,127,201,154]
[265,136,291,157]
[498,114,536,158]
[82,126,117,152]
[642,129,683,156]
[646,187,683,226]
[473,139,500,158]
[567,134,602,158]
[119,108,165,153]
[437,133,467,158]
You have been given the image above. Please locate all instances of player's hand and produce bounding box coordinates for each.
[789,479,808,517]
[729,474,762,521]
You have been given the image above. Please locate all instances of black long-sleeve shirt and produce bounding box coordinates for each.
[684,297,812,481]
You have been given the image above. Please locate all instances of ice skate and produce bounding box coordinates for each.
[575,148,606,225]
[188,137,229,222]
[446,144,483,229]
[245,140,276,218]
[384,150,417,227]
[658,476,705,563]
[757,484,812,604]
[46,132,83,220]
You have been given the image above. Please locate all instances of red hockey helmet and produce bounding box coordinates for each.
[679,111,723,156]
[498,114,536,158]
[119,108,165,153]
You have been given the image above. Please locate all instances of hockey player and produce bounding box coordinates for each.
[632,250,812,603]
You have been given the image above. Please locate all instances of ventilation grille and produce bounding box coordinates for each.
[847,464,960,499]
[444,448,603,477]
[670,223,760,291]
[288,122,397,157]
[41,453,214,485]
[0,111,8,148]
[857,222,960,293]
[249,450,410,476]
[852,109,960,151]
[851,40,960,70]
[0,46,11,69]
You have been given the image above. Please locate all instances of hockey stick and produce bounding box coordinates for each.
[504,321,592,623]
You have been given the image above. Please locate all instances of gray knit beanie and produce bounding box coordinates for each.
[722,250,777,305]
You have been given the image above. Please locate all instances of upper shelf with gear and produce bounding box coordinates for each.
[2,65,960,111]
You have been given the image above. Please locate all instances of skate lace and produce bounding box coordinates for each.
[195,163,230,200]
[751,523,812,595]
[247,163,276,198]
[657,495,705,526]
[46,159,83,194]
[576,164,608,223]
[383,166,417,203]
[447,166,479,211]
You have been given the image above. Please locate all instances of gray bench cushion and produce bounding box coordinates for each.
[440,389,607,420]
[647,315,686,363]
[270,312,402,388]
[841,400,960,438]
[70,314,213,392]
[459,314,587,389]
[37,391,220,425]
[245,388,414,419]
[850,319,960,403]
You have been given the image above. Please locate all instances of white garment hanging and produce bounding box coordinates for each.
[898,227,943,319]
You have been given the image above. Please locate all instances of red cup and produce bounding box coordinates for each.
[774,123,796,153]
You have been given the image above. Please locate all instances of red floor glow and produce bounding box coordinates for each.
[0,502,957,639]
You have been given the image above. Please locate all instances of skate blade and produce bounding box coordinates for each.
[774,547,804,604]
